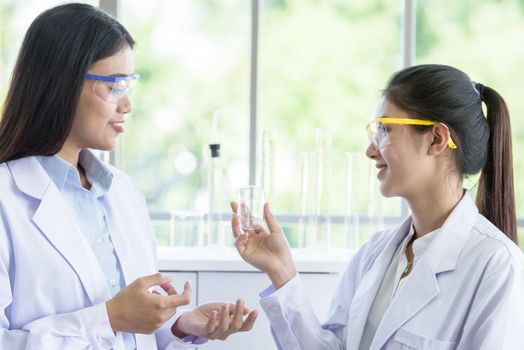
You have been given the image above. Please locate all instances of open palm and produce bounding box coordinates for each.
[175,300,257,340]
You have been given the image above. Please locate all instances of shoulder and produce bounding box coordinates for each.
[0,157,38,193]
[0,159,16,179]
[0,163,13,201]
[0,161,9,179]
[465,215,524,277]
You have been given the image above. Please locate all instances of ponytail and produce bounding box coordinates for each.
[476,85,517,244]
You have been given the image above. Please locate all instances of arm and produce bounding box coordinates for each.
[457,255,524,349]
[259,275,346,350]
[0,246,191,350]
[20,275,190,349]
[1,207,110,349]
[231,202,354,350]
[0,306,118,350]
[0,228,117,349]
[257,240,367,350]
[22,304,118,349]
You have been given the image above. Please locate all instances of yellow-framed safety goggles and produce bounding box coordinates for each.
[366,117,457,150]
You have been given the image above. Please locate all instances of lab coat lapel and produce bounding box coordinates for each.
[369,256,439,349]
[8,157,111,305]
[369,191,477,349]
[345,218,412,350]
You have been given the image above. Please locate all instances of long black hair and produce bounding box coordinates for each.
[383,64,517,244]
[0,3,134,162]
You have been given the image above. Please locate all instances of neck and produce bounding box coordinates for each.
[57,145,92,190]
[56,144,82,169]
[407,179,464,239]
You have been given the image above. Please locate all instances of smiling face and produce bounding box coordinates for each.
[62,45,134,154]
[365,97,437,200]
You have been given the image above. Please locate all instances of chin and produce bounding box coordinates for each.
[102,138,119,151]
[378,181,398,198]
[90,141,117,152]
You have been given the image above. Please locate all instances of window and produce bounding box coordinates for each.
[119,0,251,214]
[1,0,523,249]
[258,0,403,247]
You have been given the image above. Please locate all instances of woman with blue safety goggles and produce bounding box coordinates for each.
[0,3,256,349]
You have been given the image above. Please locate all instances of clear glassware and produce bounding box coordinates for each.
[313,129,332,250]
[344,152,360,250]
[298,151,310,249]
[206,144,225,246]
[170,211,201,247]
[260,129,275,202]
[236,186,265,231]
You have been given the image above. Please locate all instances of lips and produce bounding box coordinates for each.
[376,163,387,179]
[109,120,125,133]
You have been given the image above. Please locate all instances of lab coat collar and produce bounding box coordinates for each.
[8,157,49,200]
[7,156,112,305]
[424,190,478,274]
[370,190,478,349]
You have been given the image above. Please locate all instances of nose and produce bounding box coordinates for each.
[117,95,132,114]
[365,142,379,160]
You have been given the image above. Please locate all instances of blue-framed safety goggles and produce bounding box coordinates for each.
[85,73,140,104]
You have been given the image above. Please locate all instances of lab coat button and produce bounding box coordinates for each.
[95,237,104,244]
[269,304,281,314]
[109,279,117,286]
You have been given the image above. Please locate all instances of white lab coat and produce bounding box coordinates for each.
[260,192,524,349]
[0,156,193,349]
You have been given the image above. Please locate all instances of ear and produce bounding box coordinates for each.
[427,124,452,156]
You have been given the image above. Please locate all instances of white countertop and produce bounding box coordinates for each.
[157,247,353,273]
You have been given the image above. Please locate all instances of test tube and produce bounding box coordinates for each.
[298,151,309,249]
[260,129,275,202]
[345,153,359,250]
[314,129,332,250]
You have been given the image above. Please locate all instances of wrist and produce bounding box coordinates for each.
[105,300,122,333]
[171,314,189,339]
[267,264,297,289]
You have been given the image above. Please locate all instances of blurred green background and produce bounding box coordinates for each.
[1,0,523,248]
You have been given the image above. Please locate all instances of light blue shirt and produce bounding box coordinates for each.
[38,150,136,350]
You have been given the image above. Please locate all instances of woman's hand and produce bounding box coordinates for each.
[231,202,297,288]
[172,299,258,340]
[106,273,191,334]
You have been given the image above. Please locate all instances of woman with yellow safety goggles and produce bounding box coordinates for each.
[231,64,524,349]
